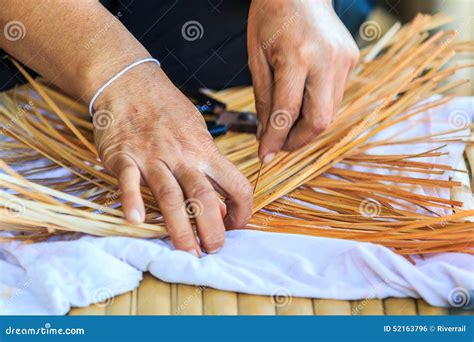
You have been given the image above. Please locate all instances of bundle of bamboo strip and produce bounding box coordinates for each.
[0,14,473,255]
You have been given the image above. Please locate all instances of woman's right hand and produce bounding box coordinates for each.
[92,61,253,257]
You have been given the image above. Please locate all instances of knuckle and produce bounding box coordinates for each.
[270,50,287,67]
[172,162,188,177]
[171,231,195,246]
[155,186,183,209]
[324,43,337,61]
[220,161,253,199]
[191,186,216,202]
[288,106,300,119]
[235,177,253,200]
[118,163,137,177]
[101,148,130,172]
[156,185,181,199]
[311,117,331,133]
[297,44,316,62]
[200,227,225,245]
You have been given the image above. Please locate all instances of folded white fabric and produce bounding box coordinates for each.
[1,231,473,315]
[0,97,472,315]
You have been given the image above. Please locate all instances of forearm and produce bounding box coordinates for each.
[0,0,150,101]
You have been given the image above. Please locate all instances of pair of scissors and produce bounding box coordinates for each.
[183,88,258,137]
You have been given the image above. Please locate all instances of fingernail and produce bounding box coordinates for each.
[207,247,221,254]
[129,209,142,224]
[187,249,199,258]
[262,153,275,165]
[218,198,227,218]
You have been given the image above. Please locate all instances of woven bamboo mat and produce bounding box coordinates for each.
[68,273,472,316]
[68,87,473,316]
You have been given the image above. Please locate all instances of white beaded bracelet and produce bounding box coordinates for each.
[88,57,161,117]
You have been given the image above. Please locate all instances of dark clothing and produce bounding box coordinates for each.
[105,0,253,89]
[333,0,376,36]
[0,0,375,91]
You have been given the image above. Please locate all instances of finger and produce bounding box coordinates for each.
[218,198,227,218]
[332,64,351,115]
[144,161,201,256]
[112,155,145,225]
[249,49,273,140]
[284,71,334,151]
[175,166,225,254]
[258,66,306,163]
[207,156,253,230]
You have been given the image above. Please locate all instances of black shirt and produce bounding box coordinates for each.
[0,0,374,91]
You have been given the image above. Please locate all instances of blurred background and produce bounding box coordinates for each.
[359,0,473,95]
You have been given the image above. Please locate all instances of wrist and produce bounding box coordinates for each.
[90,60,171,113]
[79,49,152,104]
[87,57,162,115]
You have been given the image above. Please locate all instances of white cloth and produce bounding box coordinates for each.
[0,97,473,315]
